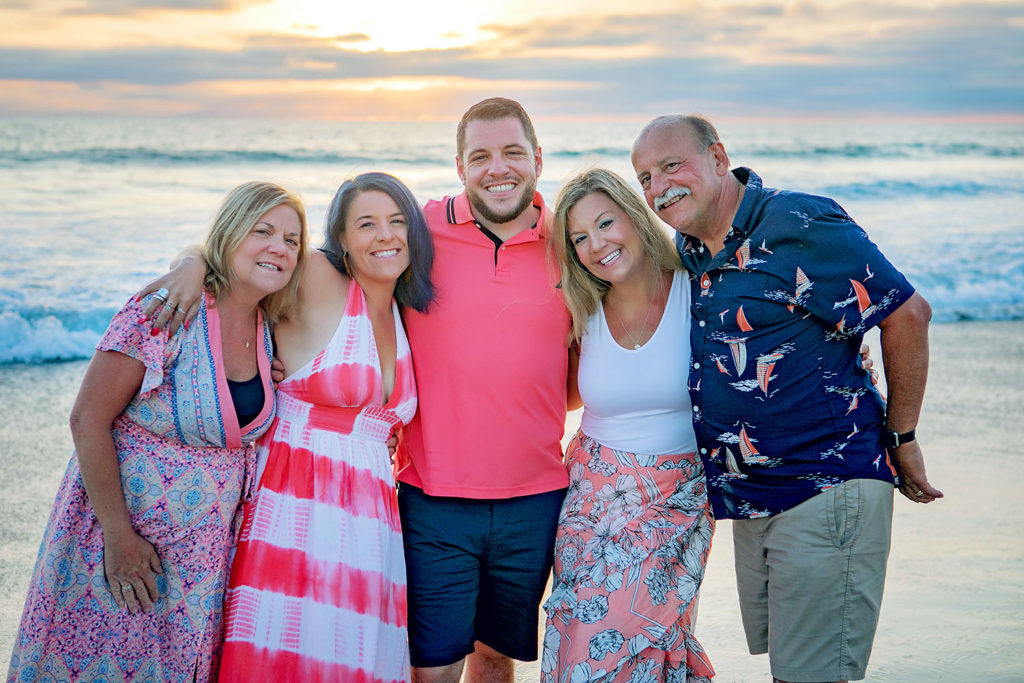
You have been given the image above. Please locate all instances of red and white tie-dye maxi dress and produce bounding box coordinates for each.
[219,280,415,683]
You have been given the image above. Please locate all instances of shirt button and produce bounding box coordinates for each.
[693,362,700,369]
[700,448,707,455]
[692,406,699,413]
[698,320,705,327]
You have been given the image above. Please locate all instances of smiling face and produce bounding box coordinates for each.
[230,203,301,299]
[631,120,730,238]
[341,190,410,287]
[567,191,649,287]
[456,116,542,226]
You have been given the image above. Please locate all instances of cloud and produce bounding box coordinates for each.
[0,0,1020,119]
[58,0,272,12]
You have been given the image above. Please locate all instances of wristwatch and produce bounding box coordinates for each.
[884,428,916,449]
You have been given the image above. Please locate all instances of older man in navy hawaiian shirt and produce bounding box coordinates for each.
[631,115,942,683]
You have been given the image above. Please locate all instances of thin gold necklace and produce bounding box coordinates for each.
[607,275,661,350]
[224,311,256,349]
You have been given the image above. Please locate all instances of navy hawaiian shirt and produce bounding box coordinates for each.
[679,168,915,520]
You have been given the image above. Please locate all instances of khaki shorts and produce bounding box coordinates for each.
[733,479,894,682]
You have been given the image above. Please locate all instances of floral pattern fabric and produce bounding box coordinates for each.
[542,432,715,683]
[7,293,275,683]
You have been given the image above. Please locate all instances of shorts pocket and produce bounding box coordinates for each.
[827,480,864,549]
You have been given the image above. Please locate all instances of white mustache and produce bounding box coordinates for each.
[654,186,691,210]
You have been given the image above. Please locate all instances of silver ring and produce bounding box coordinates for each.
[914,490,924,497]
[175,307,186,315]
[120,584,134,592]
[153,287,169,302]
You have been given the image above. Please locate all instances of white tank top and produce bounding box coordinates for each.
[577,268,697,455]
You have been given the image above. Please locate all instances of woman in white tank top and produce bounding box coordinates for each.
[541,169,715,682]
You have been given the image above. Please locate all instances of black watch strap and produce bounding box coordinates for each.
[884,428,916,449]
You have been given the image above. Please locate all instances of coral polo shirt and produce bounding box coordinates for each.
[396,190,571,499]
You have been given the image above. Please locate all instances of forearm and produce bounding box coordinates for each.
[879,292,932,430]
[169,244,203,270]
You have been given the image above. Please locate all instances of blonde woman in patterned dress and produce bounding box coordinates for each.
[7,182,308,683]
[543,169,715,683]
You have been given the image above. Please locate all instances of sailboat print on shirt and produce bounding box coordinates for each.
[849,279,877,319]
[712,447,747,478]
[739,425,769,464]
[756,352,784,396]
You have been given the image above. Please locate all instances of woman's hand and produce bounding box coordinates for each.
[860,343,879,387]
[103,527,164,614]
[135,246,207,335]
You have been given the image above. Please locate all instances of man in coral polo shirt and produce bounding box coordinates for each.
[394,98,572,682]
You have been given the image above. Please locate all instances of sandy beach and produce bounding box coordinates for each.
[2,320,1022,681]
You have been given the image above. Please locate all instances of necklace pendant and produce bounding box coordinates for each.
[634,343,640,350]
[245,341,250,349]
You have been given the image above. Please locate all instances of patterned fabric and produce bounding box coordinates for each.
[678,168,914,520]
[7,293,275,683]
[219,279,416,683]
[542,432,715,683]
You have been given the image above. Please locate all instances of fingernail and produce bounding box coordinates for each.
[137,317,147,323]
[183,320,189,331]
[150,328,160,336]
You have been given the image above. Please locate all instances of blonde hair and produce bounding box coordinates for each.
[551,168,680,343]
[202,181,308,322]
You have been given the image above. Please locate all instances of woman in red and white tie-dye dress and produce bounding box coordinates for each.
[216,172,435,683]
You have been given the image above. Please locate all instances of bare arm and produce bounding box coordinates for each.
[566,343,582,411]
[878,292,942,503]
[70,350,164,613]
[134,245,207,334]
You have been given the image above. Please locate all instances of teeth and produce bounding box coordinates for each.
[372,249,399,258]
[487,183,516,193]
[600,249,621,266]
[655,187,691,211]
[257,262,281,271]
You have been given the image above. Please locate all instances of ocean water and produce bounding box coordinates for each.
[1,117,1022,364]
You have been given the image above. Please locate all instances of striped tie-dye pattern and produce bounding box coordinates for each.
[219,280,415,682]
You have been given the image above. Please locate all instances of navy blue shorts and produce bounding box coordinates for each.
[397,483,566,668]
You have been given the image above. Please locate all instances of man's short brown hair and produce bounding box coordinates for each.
[456,97,539,160]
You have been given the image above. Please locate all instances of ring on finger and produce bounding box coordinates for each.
[914,490,925,497]
[153,287,169,302]
[120,584,134,592]
[175,306,186,315]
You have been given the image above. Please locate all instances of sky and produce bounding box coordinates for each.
[0,0,1021,121]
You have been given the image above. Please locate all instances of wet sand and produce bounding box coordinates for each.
[2,321,1023,681]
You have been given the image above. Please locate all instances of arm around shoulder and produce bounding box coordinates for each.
[135,245,207,335]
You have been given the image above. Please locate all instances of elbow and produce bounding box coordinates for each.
[908,292,932,328]
[881,292,931,333]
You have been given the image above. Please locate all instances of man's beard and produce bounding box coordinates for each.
[466,178,537,225]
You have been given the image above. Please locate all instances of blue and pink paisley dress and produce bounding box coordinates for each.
[7,292,275,683]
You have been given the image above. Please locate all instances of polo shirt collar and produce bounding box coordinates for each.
[451,190,551,242]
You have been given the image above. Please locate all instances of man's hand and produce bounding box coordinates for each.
[892,441,943,503]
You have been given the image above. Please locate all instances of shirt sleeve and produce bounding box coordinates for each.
[781,196,916,336]
[96,294,171,396]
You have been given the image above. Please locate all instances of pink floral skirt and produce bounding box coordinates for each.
[541,430,716,682]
